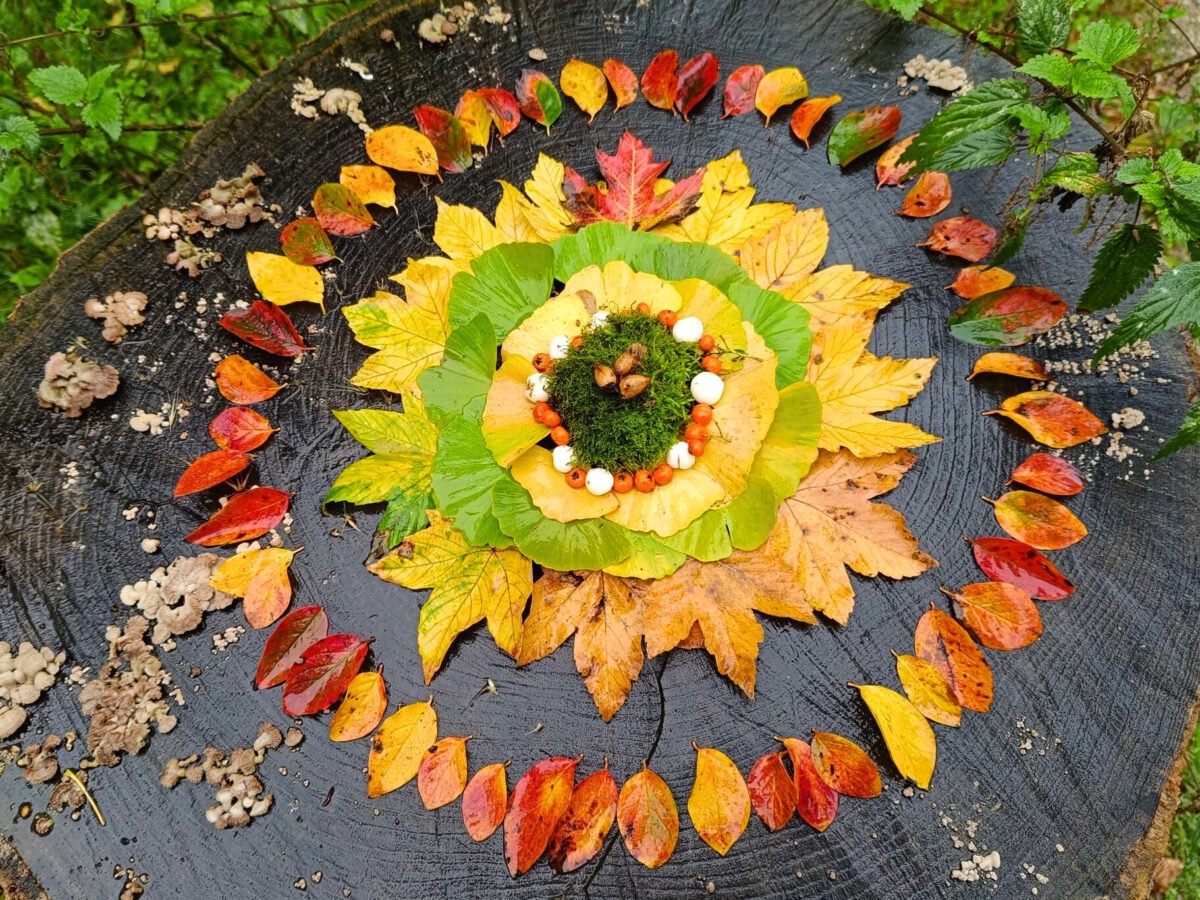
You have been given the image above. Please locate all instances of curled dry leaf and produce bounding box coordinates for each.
[547,764,618,873]
[988,490,1088,550]
[827,105,900,166]
[722,64,764,117]
[462,762,508,841]
[895,652,962,727]
[970,537,1075,600]
[367,698,437,798]
[640,50,679,111]
[809,731,881,798]
[778,737,838,831]
[280,217,336,266]
[746,751,796,831]
[790,95,841,147]
[985,391,1106,449]
[365,124,440,176]
[915,606,993,713]
[312,182,374,237]
[918,216,997,263]
[281,633,371,716]
[504,755,580,876]
[1010,452,1085,496]
[967,352,1047,381]
[255,605,328,689]
[856,684,937,789]
[897,171,951,218]
[210,546,298,629]
[676,51,719,121]
[174,449,253,497]
[246,251,325,310]
[603,59,638,110]
[220,300,314,358]
[209,406,276,452]
[454,90,493,148]
[942,583,1042,651]
[617,763,678,869]
[688,743,750,856]
[755,66,808,124]
[560,58,608,122]
[184,486,290,547]
[516,69,563,130]
[949,288,1066,347]
[478,88,522,138]
[340,164,397,210]
[949,264,1015,299]
[418,735,471,809]
[328,668,387,742]
[875,135,916,188]
[413,105,472,174]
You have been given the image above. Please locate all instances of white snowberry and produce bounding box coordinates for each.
[672,316,704,343]
[585,468,615,496]
[590,310,609,329]
[525,373,550,403]
[667,441,696,470]
[690,371,724,405]
[552,445,576,473]
[549,335,571,359]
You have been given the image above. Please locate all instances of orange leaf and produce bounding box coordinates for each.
[967,352,1048,381]
[603,59,638,110]
[504,755,580,876]
[617,763,678,869]
[547,764,618,873]
[364,124,440,176]
[722,63,764,117]
[950,287,1067,346]
[1009,452,1085,496]
[875,135,916,188]
[688,743,750,855]
[918,216,997,262]
[895,652,962,727]
[339,164,397,210]
[418,736,471,810]
[209,406,276,452]
[184,486,290,547]
[462,762,508,841]
[790,95,841,147]
[985,391,1106,449]
[949,264,1015,299]
[897,171,952,218]
[746,751,796,832]
[174,449,252,497]
[214,355,283,405]
[454,89,493,148]
[778,737,838,831]
[914,606,993,713]
[809,731,881,798]
[942,583,1043,651]
[210,546,298,629]
[328,668,387,742]
[987,489,1088,549]
[640,49,679,110]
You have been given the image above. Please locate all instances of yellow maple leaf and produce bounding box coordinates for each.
[807,312,939,457]
[433,197,501,266]
[739,209,829,292]
[779,264,909,333]
[368,511,532,683]
[245,251,325,311]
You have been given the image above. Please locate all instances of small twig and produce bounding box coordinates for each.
[63,769,105,826]
[37,122,205,136]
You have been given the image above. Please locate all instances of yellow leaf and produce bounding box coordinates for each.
[329,669,387,742]
[210,547,297,630]
[855,684,937,789]
[755,67,809,124]
[365,124,439,176]
[895,653,962,727]
[559,261,682,316]
[340,164,397,210]
[433,197,501,265]
[367,699,438,797]
[672,279,746,370]
[511,447,619,523]
[560,58,608,122]
[246,251,325,311]
[501,290,590,362]
[368,512,533,682]
[688,744,750,856]
[494,181,539,243]
[521,153,574,240]
[739,209,829,291]
[455,90,493,148]
[779,264,908,333]
[604,467,725,537]
[482,355,549,468]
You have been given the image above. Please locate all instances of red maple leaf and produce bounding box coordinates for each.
[562,132,706,231]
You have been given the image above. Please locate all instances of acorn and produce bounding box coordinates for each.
[613,342,646,377]
[594,364,617,391]
[619,373,650,399]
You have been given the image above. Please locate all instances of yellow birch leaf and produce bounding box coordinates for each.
[739,209,829,291]
[210,547,297,630]
[367,699,438,798]
[340,164,397,210]
[688,744,751,855]
[365,124,440,176]
[560,58,608,122]
[246,251,325,311]
[779,265,909,333]
[855,684,937,789]
[755,67,809,124]
[433,197,501,264]
[329,668,387,742]
[896,653,961,727]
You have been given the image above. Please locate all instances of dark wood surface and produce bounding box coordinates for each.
[2,1,1199,897]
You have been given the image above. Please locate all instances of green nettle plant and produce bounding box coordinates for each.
[877,0,1200,456]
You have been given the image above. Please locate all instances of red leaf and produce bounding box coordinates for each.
[562,132,705,231]
[676,51,718,121]
[779,737,838,832]
[722,64,764,118]
[603,59,638,110]
[746,751,796,831]
[640,50,679,111]
[897,171,952,218]
[462,762,508,841]
[827,106,901,166]
[255,605,329,689]
[919,216,997,262]
[312,183,374,237]
[280,217,337,265]
[174,449,253,497]
[219,300,314,358]
[478,88,522,137]
[505,755,580,876]
[281,633,372,716]
[184,486,290,547]
[1009,452,1085,496]
[809,732,882,798]
[547,765,618,873]
[413,105,473,174]
[969,537,1075,601]
[209,407,276,452]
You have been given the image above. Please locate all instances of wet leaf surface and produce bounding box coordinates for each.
[915,606,993,713]
[368,699,438,798]
[640,50,679,111]
[210,546,297,628]
[547,765,618,873]
[602,59,638,110]
[418,735,471,809]
[504,755,580,875]
[184,486,290,546]
[827,105,900,166]
[281,632,371,716]
[970,537,1076,600]
[856,684,937,789]
[897,171,951,218]
[895,653,962,727]
[790,95,841,147]
[943,582,1043,651]
[365,124,440,176]
[746,751,795,831]
[617,763,678,869]
[722,64,764,117]
[949,287,1066,346]
[755,67,808,124]
[967,351,1048,381]
[989,490,1088,549]
[778,737,838,831]
[1009,452,1085,496]
[173,449,253,497]
[279,217,337,265]
[949,264,1015,299]
[462,762,508,841]
[919,216,997,262]
[328,668,387,742]
[208,406,276,452]
[688,743,750,855]
[985,391,1106,448]
[809,731,881,798]
[560,59,608,122]
[220,300,314,358]
[255,605,329,689]
[875,135,916,188]
[675,51,719,120]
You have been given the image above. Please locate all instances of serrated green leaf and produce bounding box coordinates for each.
[1078,223,1162,312]
[85,64,120,101]
[333,402,438,456]
[29,65,87,105]
[1069,63,1124,100]
[1017,0,1073,56]
[1013,103,1070,152]
[886,0,922,17]
[1160,149,1200,180]
[81,92,123,140]
[904,80,1029,174]
[1156,402,1200,458]
[1017,54,1074,87]
[1075,20,1140,68]
[1116,157,1156,184]
[0,116,41,154]
[1040,153,1109,196]
[1096,262,1200,358]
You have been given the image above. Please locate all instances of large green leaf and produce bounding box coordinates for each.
[1017,0,1072,57]
[418,314,496,426]
[1074,19,1139,68]
[1156,401,1200,459]
[604,532,687,579]
[750,381,821,503]
[491,479,630,571]
[1078,224,1162,312]
[448,242,554,337]
[904,80,1029,173]
[1096,261,1200,359]
[429,408,512,549]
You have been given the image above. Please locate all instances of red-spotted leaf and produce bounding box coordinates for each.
[516,69,562,130]
[949,264,1016,299]
[603,59,638,110]
[790,95,841,147]
[617,763,679,869]
[779,738,838,831]
[967,351,1048,381]
[919,216,997,262]
[827,105,901,166]
[418,736,471,809]
[255,605,329,689]
[209,407,276,452]
[746,751,796,831]
[722,64,764,117]
[505,755,580,876]
[280,217,337,266]
[281,632,372,716]
[214,355,283,405]
[462,762,508,842]
[474,87,521,139]
[898,171,952,218]
[548,764,618,873]
[970,537,1075,600]
[219,300,314,358]
[949,287,1066,346]
[1010,452,1085,496]
[809,732,882,798]
[174,449,253,497]
[876,135,916,188]
[641,50,679,111]
[413,105,473,174]
[915,606,993,713]
[987,490,1088,550]
[676,51,718,121]
[942,583,1043,651]
[312,183,374,237]
[184,486,290,547]
[986,391,1107,448]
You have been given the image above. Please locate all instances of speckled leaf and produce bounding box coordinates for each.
[988,489,1088,549]
[949,287,1066,346]
[688,743,750,855]
[876,135,916,188]
[617,763,679,869]
[919,216,997,263]
[603,59,638,110]
[722,64,764,117]
[970,537,1075,600]
[418,736,471,809]
[914,606,993,713]
[778,737,838,832]
[328,668,387,742]
[895,653,962,727]
[454,90,493,148]
[365,124,440,176]
[897,171,952,218]
[827,105,900,165]
[368,699,438,798]
[504,755,580,875]
[279,217,336,265]
[246,251,325,309]
[478,87,522,137]
[547,765,618,873]
[1009,452,1085,496]
[949,264,1015,299]
[312,182,374,237]
[943,582,1043,651]
[339,164,397,210]
[809,731,882,798]
[560,58,608,122]
[985,390,1106,448]
[640,50,679,110]
[413,105,472,174]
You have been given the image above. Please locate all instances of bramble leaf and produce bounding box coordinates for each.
[1078,223,1162,312]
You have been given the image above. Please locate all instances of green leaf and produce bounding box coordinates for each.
[1040,153,1109,196]
[1017,0,1073,56]
[1075,20,1140,68]
[1096,262,1200,358]
[1078,224,1163,311]
[377,495,430,550]
[1116,157,1156,184]
[28,65,87,105]
[1159,149,1200,180]
[332,405,438,456]
[750,381,821,503]
[1069,63,1124,100]
[447,242,554,338]
[1013,103,1070,153]
[948,286,1066,346]
[85,65,120,102]
[491,478,630,571]
[418,314,496,426]
[1155,402,1200,458]
[533,79,562,129]
[325,453,434,506]
[1017,54,1074,87]
[0,116,41,155]
[81,92,123,141]
[429,412,512,549]
[886,0,922,17]
[904,80,1030,173]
